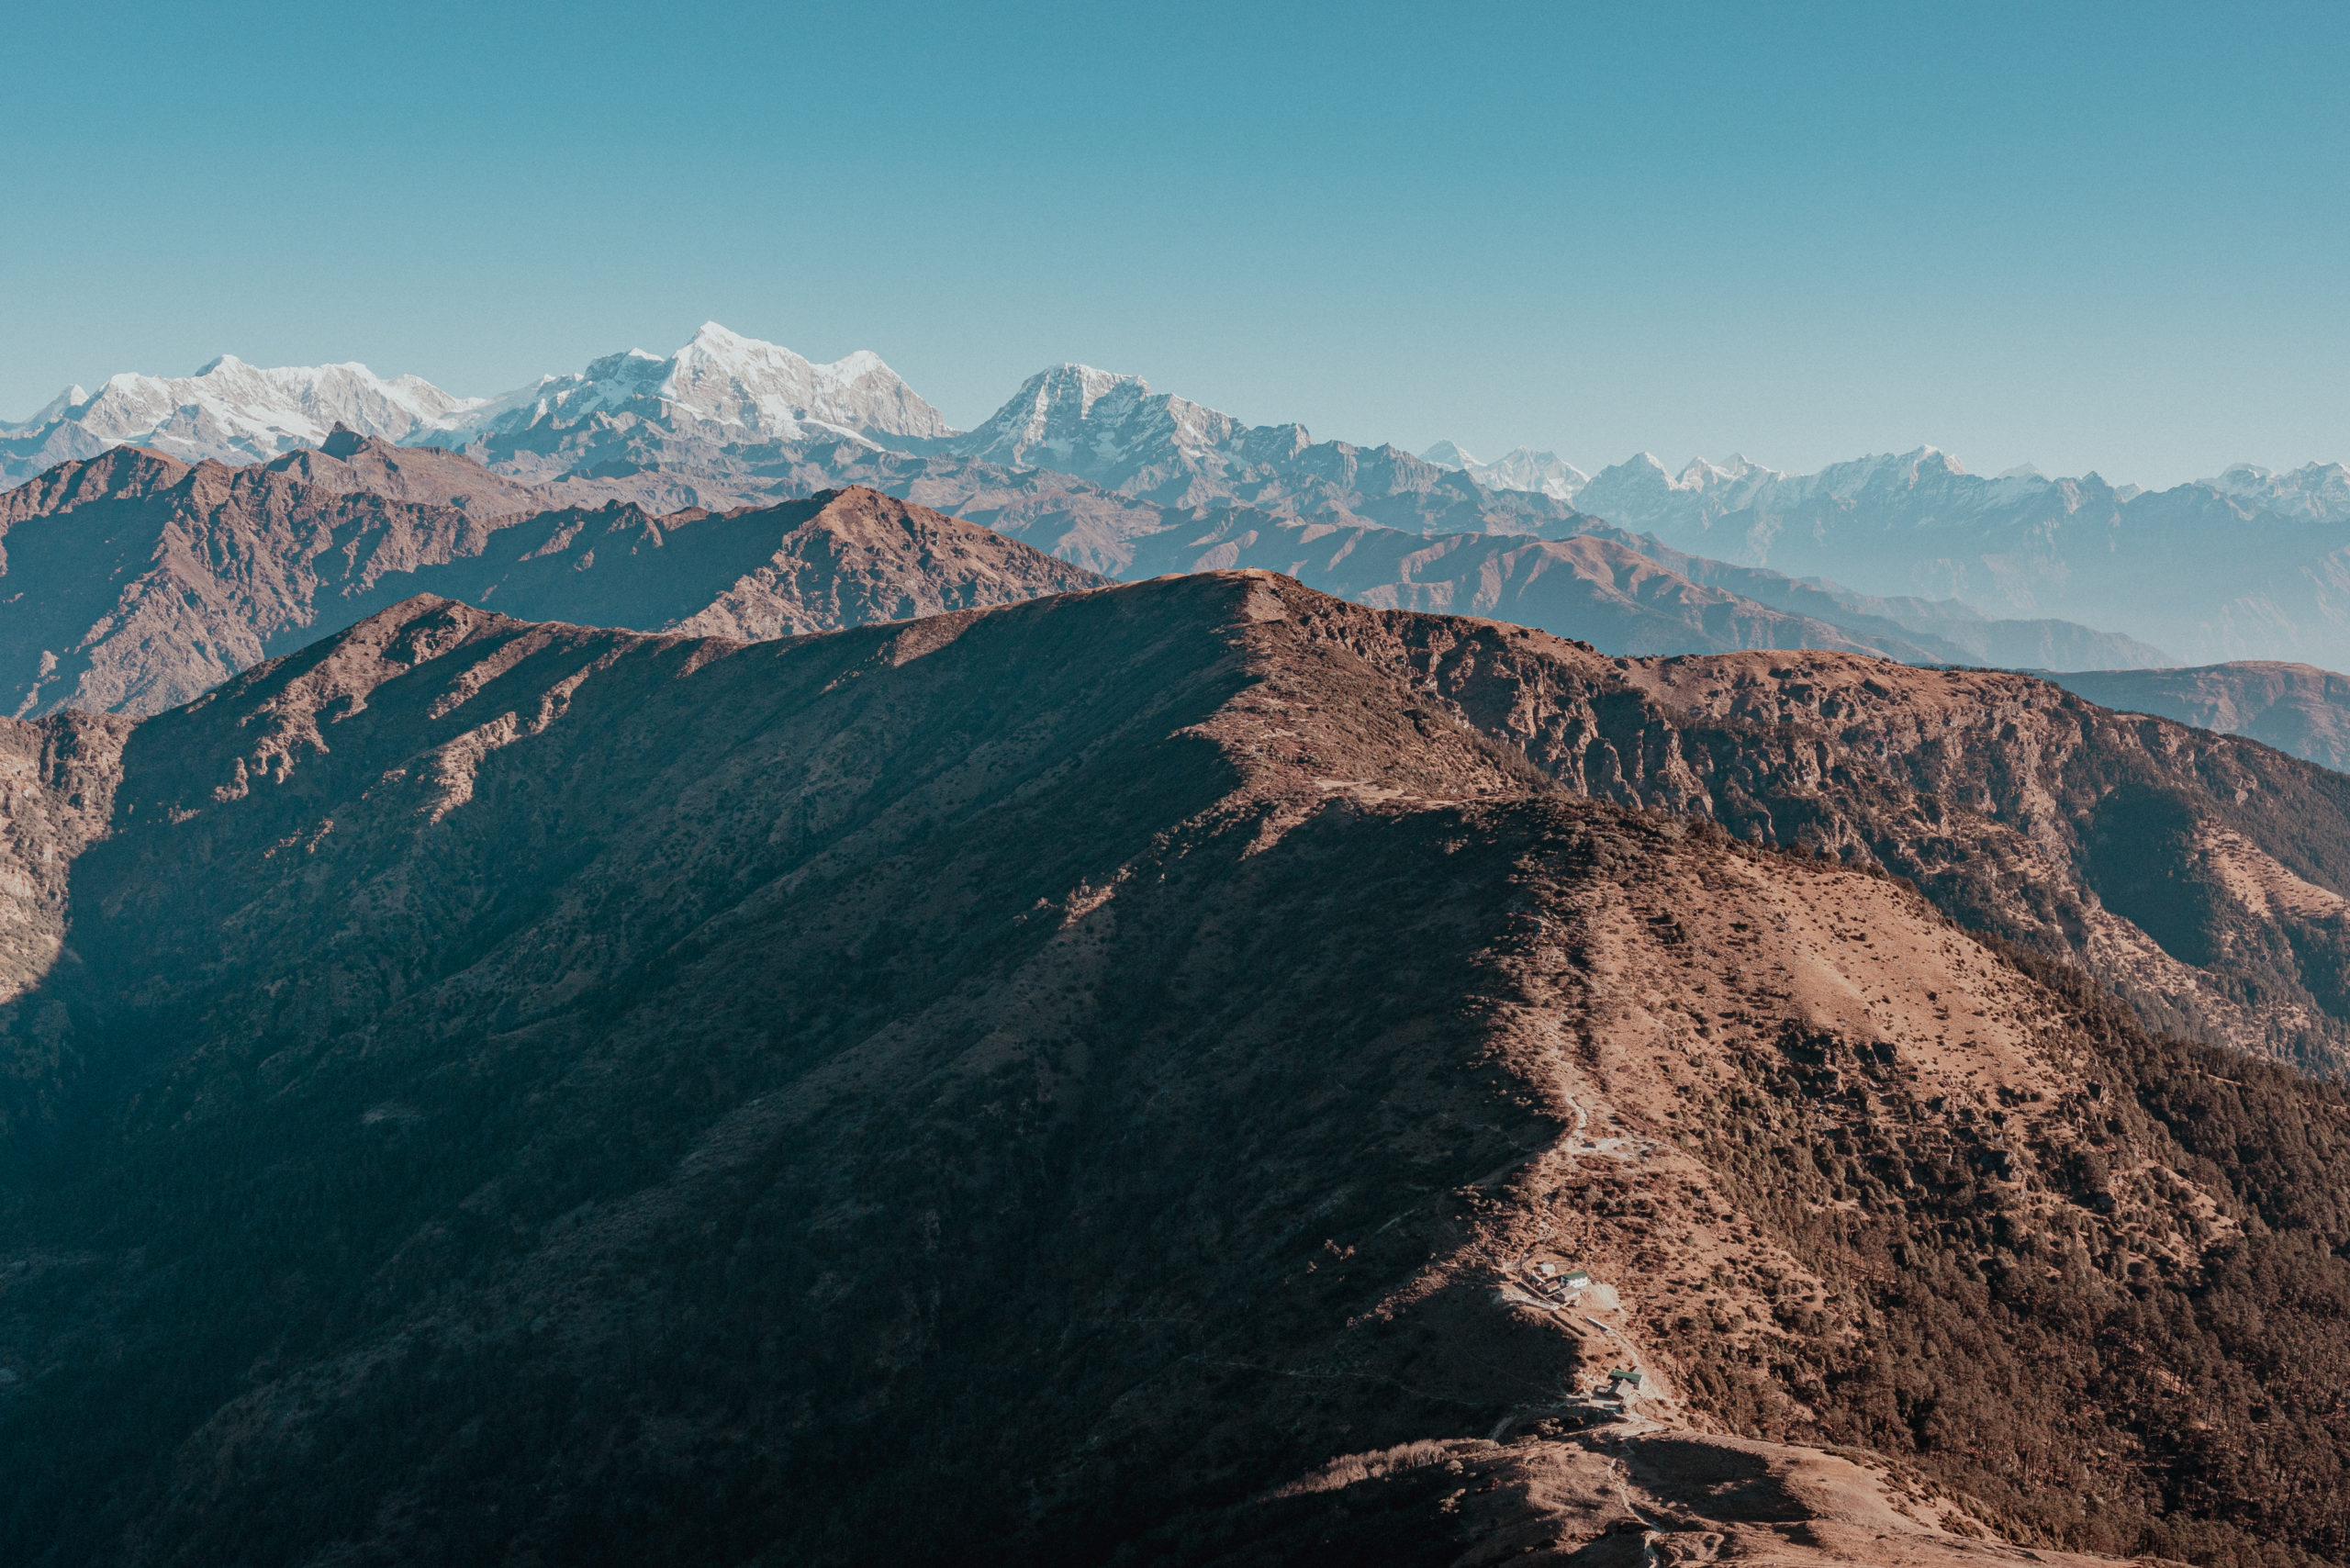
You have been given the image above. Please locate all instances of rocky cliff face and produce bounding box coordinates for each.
[0,577,2347,1565]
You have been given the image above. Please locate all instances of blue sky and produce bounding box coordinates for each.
[2,0,2344,486]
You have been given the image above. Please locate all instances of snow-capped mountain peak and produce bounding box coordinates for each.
[1420,441,1588,501]
[4,386,90,431]
[952,364,1243,474]
[2206,461,2350,523]
[422,323,957,451]
[0,354,487,485]
[0,324,957,487]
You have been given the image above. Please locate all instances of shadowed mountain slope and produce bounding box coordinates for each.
[0,578,2346,1564]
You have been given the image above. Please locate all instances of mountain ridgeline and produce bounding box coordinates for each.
[0,441,1100,716]
[2046,661,2350,776]
[1,575,2349,1564]
[3,442,2350,1063]
[1548,447,2350,668]
[0,432,2169,737]
[12,320,2350,666]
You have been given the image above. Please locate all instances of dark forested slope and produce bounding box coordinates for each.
[0,577,2348,1565]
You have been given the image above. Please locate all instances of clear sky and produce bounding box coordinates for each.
[3,0,2344,487]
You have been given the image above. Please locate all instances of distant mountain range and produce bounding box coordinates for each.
[11,319,2350,674]
[0,355,481,477]
[1118,508,2167,669]
[1418,439,1588,499]
[1530,446,2350,666]
[0,323,947,484]
[0,435,2165,723]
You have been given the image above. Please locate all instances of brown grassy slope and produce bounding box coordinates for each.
[1119,511,1955,661]
[0,439,1100,715]
[260,426,615,515]
[666,484,1108,637]
[0,447,531,715]
[365,485,1107,637]
[0,577,2345,1564]
[1236,605,2350,1075]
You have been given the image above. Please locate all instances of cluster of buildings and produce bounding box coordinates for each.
[1524,1259,1591,1303]
[1520,1259,1650,1410]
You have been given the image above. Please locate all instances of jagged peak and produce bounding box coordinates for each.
[675,322,900,385]
[1024,362,1150,393]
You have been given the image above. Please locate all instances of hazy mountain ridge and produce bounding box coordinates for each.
[1121,507,1958,661]
[2046,661,2350,775]
[0,442,1094,717]
[0,434,2178,745]
[23,325,2344,666]
[1,577,2347,1562]
[1583,520,2176,669]
[1419,439,1590,500]
[1561,447,2350,666]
